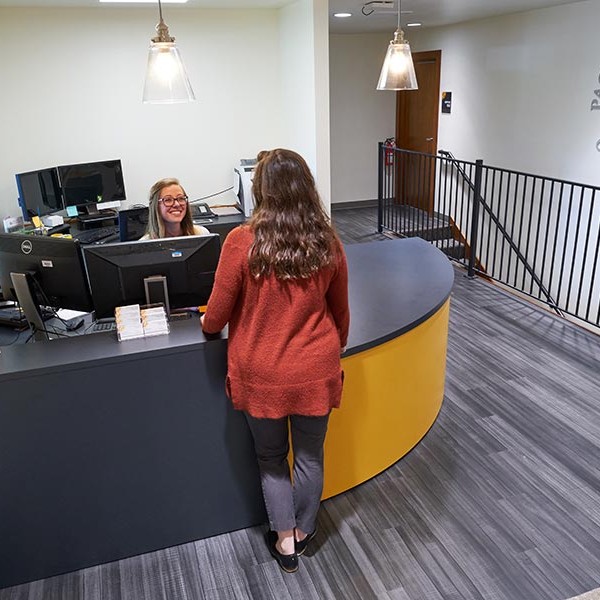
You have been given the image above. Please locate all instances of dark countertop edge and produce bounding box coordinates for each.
[0,328,226,385]
[342,293,451,358]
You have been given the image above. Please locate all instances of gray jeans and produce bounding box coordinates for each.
[244,412,330,533]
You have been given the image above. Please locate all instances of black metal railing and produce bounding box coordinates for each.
[377,143,600,331]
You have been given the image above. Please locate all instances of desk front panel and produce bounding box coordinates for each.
[0,339,265,589]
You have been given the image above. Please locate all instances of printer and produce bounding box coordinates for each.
[233,158,257,218]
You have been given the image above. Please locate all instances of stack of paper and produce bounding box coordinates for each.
[115,305,145,341]
[115,304,170,341]
[141,305,169,337]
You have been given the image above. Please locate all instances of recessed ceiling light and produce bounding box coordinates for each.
[99,0,189,4]
[334,13,352,18]
[406,22,422,27]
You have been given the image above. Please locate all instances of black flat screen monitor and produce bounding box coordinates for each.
[118,207,149,241]
[58,159,126,208]
[15,168,63,219]
[83,234,221,318]
[0,233,93,313]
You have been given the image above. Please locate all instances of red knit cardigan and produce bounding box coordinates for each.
[202,226,350,419]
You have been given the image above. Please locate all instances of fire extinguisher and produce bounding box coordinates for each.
[383,137,396,167]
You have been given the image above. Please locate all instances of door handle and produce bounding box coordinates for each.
[425,137,434,142]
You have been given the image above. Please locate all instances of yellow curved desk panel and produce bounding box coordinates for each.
[322,299,450,499]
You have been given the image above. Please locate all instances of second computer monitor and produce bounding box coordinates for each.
[0,232,93,311]
[15,168,63,219]
[83,234,221,318]
[0,232,94,339]
[118,206,149,241]
[58,159,126,210]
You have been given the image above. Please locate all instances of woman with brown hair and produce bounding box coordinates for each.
[142,177,209,240]
[201,149,349,573]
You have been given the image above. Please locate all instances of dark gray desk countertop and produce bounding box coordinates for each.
[0,238,453,382]
[344,237,454,354]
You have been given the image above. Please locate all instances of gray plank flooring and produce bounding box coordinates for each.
[2,204,600,600]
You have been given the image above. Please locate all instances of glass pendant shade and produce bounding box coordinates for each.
[143,41,195,104]
[377,30,418,91]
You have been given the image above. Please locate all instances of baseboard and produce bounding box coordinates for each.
[331,199,378,210]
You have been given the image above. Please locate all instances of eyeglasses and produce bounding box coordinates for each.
[158,195,188,207]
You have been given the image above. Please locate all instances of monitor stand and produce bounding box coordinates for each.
[143,275,171,315]
[77,204,117,225]
[78,211,117,225]
[9,272,50,341]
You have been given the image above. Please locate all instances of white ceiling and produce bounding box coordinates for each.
[329,0,582,33]
[0,0,584,33]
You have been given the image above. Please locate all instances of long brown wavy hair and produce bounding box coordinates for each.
[248,149,340,279]
[145,177,195,239]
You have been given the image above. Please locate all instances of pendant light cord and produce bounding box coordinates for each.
[397,0,401,32]
[158,0,163,23]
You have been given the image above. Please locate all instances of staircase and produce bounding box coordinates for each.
[381,204,466,260]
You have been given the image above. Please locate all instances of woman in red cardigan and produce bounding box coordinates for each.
[201,149,349,573]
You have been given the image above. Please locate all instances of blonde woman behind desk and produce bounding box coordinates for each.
[141,178,210,240]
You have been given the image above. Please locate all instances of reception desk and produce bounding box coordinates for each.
[0,237,453,589]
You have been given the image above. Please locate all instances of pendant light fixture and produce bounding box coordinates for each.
[376,0,418,91]
[142,0,195,104]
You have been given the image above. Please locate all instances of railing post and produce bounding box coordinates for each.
[467,159,484,278]
[377,142,384,233]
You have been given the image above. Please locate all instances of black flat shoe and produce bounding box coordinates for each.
[295,527,317,556]
[265,531,298,573]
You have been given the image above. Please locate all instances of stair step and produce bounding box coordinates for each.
[434,238,466,260]
[379,203,466,259]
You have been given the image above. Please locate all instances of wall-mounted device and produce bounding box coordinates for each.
[233,158,257,218]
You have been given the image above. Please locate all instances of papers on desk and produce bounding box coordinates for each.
[56,309,88,321]
[115,304,169,341]
[210,205,243,216]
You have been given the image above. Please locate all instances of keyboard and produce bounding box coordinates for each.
[92,320,116,332]
[74,225,120,245]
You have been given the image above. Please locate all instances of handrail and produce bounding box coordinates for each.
[438,149,560,314]
[375,144,600,326]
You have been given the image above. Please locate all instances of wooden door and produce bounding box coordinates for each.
[396,50,441,213]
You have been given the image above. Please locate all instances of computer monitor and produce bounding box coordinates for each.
[118,206,149,242]
[15,168,63,219]
[83,234,221,319]
[58,159,126,212]
[0,233,94,340]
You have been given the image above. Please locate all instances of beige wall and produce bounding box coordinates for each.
[329,32,395,204]
[279,0,331,205]
[329,0,600,204]
[0,3,330,221]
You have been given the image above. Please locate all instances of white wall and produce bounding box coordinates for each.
[329,32,395,204]
[410,0,600,186]
[312,0,332,209]
[329,0,600,205]
[407,1,600,325]
[279,0,331,207]
[0,5,325,222]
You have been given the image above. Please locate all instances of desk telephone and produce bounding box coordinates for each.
[191,202,217,219]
